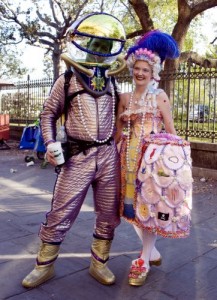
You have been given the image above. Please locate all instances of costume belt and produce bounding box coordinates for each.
[63,136,113,158]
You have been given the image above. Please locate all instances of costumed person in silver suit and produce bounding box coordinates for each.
[115,30,192,286]
[22,12,126,288]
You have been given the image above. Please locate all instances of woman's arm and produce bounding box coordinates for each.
[157,91,176,135]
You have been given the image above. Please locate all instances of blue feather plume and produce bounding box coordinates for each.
[126,30,179,63]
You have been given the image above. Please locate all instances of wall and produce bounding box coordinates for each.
[190,142,217,169]
[9,125,24,141]
[190,141,217,179]
[7,126,217,179]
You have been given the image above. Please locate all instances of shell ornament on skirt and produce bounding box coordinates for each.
[135,133,192,238]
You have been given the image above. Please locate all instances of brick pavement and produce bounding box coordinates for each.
[0,142,217,300]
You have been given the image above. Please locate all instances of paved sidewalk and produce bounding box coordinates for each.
[0,143,217,300]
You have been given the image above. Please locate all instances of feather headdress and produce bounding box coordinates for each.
[126,30,179,84]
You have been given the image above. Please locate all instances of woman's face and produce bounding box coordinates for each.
[133,60,152,86]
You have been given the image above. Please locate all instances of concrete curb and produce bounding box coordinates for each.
[192,166,217,180]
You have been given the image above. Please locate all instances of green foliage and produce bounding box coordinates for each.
[1,89,44,121]
[0,46,27,79]
[205,20,217,58]
[184,14,204,52]
[43,55,54,79]
[148,0,178,32]
[0,0,216,79]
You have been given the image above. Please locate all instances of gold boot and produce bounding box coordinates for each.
[128,258,149,286]
[89,238,115,285]
[22,242,60,288]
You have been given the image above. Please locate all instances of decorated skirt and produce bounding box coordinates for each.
[120,132,193,238]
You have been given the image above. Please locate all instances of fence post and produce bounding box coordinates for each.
[185,59,191,140]
[27,74,30,125]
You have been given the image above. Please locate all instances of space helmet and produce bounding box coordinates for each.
[61,12,126,77]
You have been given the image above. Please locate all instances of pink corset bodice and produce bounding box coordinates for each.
[120,89,164,137]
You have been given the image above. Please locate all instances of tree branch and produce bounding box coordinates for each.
[128,0,154,30]
[36,10,58,29]
[126,29,145,39]
[49,0,62,25]
[180,51,217,67]
[211,37,217,44]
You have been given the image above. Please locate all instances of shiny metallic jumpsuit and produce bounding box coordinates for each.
[40,73,120,243]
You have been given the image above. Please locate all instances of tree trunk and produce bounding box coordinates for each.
[52,41,65,80]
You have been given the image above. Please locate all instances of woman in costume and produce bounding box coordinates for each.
[115,30,192,286]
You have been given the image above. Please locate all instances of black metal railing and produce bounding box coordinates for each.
[0,77,53,125]
[0,61,217,142]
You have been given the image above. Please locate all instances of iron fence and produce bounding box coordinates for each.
[0,76,53,126]
[0,61,217,142]
[160,62,217,142]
